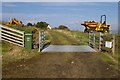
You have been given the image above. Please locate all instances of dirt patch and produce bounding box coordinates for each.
[2,52,118,78]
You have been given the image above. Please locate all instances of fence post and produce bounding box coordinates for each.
[93,32,96,48]
[23,32,25,47]
[99,32,101,51]
[89,32,90,46]
[38,31,41,52]
[112,35,115,56]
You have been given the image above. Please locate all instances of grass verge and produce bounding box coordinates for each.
[2,41,40,65]
[70,30,89,45]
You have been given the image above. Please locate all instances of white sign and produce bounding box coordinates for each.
[105,41,112,48]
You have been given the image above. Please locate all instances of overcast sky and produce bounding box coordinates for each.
[2,2,118,33]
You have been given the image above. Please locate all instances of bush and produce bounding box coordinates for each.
[27,23,33,26]
[36,21,49,29]
[58,25,69,30]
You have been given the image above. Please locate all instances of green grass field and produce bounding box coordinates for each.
[70,30,89,45]
[2,41,39,65]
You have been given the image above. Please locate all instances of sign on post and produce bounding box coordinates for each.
[105,41,112,48]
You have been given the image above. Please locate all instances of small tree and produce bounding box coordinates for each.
[27,23,33,26]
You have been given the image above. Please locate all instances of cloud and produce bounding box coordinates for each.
[42,7,84,12]
[67,20,81,25]
[2,13,45,23]
[2,13,79,20]
[2,13,26,21]
[39,2,81,6]
[2,3,17,7]
[25,20,38,24]
[2,13,70,24]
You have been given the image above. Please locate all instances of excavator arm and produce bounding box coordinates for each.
[5,18,22,26]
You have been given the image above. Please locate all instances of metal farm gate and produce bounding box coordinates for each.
[89,32,100,50]
[38,30,45,52]
[0,24,25,47]
[89,32,115,55]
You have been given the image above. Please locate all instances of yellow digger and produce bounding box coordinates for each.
[5,18,23,27]
[81,15,110,33]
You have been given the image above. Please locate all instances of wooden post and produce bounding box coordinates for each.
[89,32,90,46]
[93,32,96,48]
[99,32,102,51]
[38,31,41,52]
[23,32,25,47]
[112,35,115,56]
